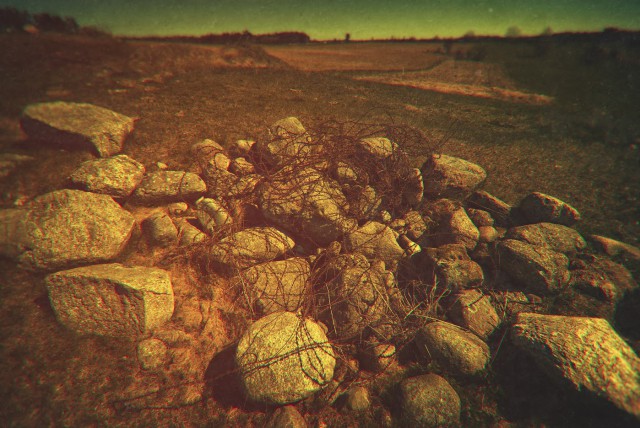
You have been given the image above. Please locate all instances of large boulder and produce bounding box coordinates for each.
[416,321,490,376]
[495,239,570,295]
[21,101,135,157]
[45,264,174,337]
[511,313,640,419]
[421,154,486,199]
[345,221,404,264]
[236,311,336,405]
[400,374,461,427]
[207,227,295,269]
[0,189,135,271]
[519,192,581,226]
[506,222,586,254]
[259,167,356,245]
[235,257,311,315]
[133,171,206,205]
[69,154,146,198]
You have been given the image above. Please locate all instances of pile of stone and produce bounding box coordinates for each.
[1,101,638,425]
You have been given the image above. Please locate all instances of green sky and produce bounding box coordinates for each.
[2,0,639,39]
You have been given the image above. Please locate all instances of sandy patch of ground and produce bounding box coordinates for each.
[357,60,553,105]
[264,43,444,71]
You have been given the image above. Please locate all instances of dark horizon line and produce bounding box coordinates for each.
[120,27,640,43]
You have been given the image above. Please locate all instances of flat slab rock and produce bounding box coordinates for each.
[46,263,174,337]
[236,311,336,405]
[0,189,135,271]
[21,101,135,157]
[69,154,146,198]
[511,313,640,419]
[505,222,586,254]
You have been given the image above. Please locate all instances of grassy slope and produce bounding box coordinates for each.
[0,33,638,426]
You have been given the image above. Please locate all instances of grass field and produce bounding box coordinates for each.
[0,33,639,427]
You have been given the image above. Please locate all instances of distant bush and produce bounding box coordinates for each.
[0,6,80,35]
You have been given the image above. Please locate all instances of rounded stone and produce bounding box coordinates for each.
[236,311,336,405]
[400,374,461,427]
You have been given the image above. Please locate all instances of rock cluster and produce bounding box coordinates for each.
[3,105,639,424]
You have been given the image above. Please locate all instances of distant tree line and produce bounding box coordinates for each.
[0,6,109,36]
[135,30,311,45]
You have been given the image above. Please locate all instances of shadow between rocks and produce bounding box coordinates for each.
[203,345,267,412]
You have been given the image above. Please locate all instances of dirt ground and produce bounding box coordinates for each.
[0,33,639,427]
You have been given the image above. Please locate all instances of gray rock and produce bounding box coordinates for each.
[423,244,484,290]
[495,239,570,294]
[137,338,169,370]
[400,374,461,427]
[403,210,427,241]
[448,289,500,340]
[190,139,229,170]
[345,221,404,264]
[21,101,135,157]
[266,405,307,428]
[208,227,295,269]
[357,137,398,160]
[519,192,581,226]
[235,257,311,315]
[142,212,178,247]
[0,189,135,271]
[176,219,206,246]
[229,157,255,176]
[324,265,392,339]
[46,263,174,337]
[468,190,512,227]
[423,199,479,251]
[344,386,371,412]
[589,235,640,261]
[236,311,335,405]
[229,139,255,157]
[492,291,538,321]
[133,171,206,205]
[331,161,360,186]
[466,208,494,227]
[506,222,586,254]
[403,167,424,207]
[345,184,381,220]
[421,154,486,199]
[511,313,640,419]
[259,117,320,167]
[360,342,397,372]
[570,268,619,302]
[68,154,145,198]
[195,197,231,235]
[259,167,356,245]
[416,321,490,376]
[478,225,499,243]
